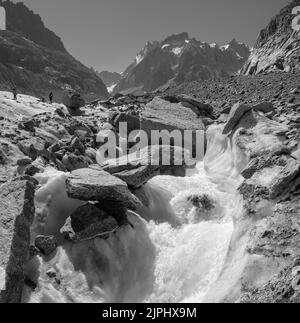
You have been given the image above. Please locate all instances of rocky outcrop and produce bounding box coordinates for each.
[0,0,66,52]
[0,177,37,303]
[242,0,300,75]
[208,105,300,303]
[114,33,250,94]
[0,1,108,100]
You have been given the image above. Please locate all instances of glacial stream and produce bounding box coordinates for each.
[22,125,249,303]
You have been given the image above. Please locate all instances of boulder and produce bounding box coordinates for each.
[85,148,97,163]
[18,138,46,160]
[222,103,252,135]
[18,119,36,133]
[253,102,275,114]
[66,168,141,210]
[62,90,85,109]
[62,153,90,171]
[110,97,206,143]
[69,203,110,233]
[241,154,288,179]
[175,94,214,118]
[141,97,205,133]
[99,145,195,188]
[108,98,207,158]
[109,112,140,135]
[0,178,37,303]
[0,148,8,165]
[292,146,300,161]
[70,137,85,154]
[60,204,119,242]
[269,159,300,199]
[24,164,41,176]
[34,235,58,256]
[17,157,32,167]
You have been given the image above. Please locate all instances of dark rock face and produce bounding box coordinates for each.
[0,177,37,303]
[114,33,250,94]
[269,158,300,199]
[60,204,119,242]
[70,203,110,233]
[0,0,66,52]
[242,0,300,75]
[0,1,108,101]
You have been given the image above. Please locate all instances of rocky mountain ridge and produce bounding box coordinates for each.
[113,32,251,95]
[242,0,300,75]
[0,0,108,101]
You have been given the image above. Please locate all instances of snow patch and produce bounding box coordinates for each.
[107,84,117,93]
[162,44,170,49]
[236,52,243,59]
[221,44,229,51]
[172,47,184,56]
[136,54,144,65]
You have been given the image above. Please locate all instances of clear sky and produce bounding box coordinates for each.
[12,0,289,73]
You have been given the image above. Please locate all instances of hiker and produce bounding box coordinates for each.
[12,88,17,100]
[49,92,53,104]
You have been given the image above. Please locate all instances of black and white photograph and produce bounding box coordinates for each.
[0,0,300,307]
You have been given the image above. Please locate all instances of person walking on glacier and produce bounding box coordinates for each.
[12,88,17,100]
[49,92,53,104]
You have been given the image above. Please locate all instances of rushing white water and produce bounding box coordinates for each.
[23,125,248,303]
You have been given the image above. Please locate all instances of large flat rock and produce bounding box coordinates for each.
[99,145,195,188]
[65,168,141,210]
[0,177,37,303]
[141,97,205,132]
[110,97,205,135]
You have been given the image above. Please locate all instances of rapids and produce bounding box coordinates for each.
[22,125,249,303]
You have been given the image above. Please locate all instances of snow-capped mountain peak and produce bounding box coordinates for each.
[113,33,251,95]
